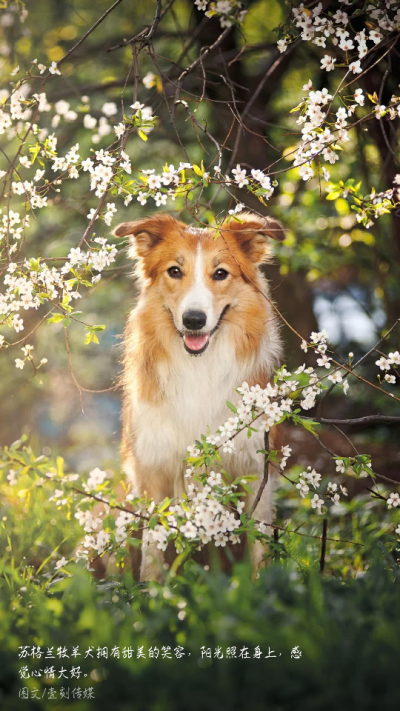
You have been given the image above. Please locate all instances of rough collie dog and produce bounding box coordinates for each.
[114,212,284,581]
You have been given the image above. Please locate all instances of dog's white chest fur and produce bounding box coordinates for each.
[132,330,263,482]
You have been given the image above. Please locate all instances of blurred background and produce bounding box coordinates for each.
[1,0,399,478]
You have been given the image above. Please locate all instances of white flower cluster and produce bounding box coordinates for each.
[296,465,347,512]
[50,146,117,199]
[123,161,274,210]
[296,466,322,497]
[6,469,18,485]
[69,440,385,561]
[14,343,47,370]
[228,202,245,216]
[193,333,348,457]
[194,0,247,29]
[373,100,400,122]
[52,99,78,125]
[49,96,155,144]
[74,468,137,557]
[280,5,400,209]
[85,467,108,490]
[134,162,189,207]
[354,182,400,227]
[0,238,117,334]
[65,238,117,275]
[231,165,274,198]
[327,481,348,505]
[150,472,242,551]
[280,445,292,471]
[278,1,400,73]
[0,87,155,222]
[292,82,359,182]
[0,85,34,139]
[0,208,29,251]
[74,468,134,557]
[0,74,156,149]
[203,381,293,455]
[87,101,116,143]
[308,329,348,395]
[73,465,245,560]
[129,101,155,133]
[375,351,399,385]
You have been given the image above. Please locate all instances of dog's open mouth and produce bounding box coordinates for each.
[183,333,210,355]
[181,304,230,356]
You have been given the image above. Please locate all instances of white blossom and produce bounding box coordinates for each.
[387,492,400,509]
[55,556,68,570]
[49,61,61,75]
[102,102,118,117]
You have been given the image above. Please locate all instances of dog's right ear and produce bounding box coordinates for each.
[113,218,162,258]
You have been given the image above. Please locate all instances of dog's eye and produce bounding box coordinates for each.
[167,266,182,279]
[213,268,229,281]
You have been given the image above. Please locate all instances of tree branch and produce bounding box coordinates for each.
[316,415,400,426]
[250,431,269,516]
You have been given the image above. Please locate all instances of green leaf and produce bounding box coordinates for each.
[355,454,370,464]
[158,497,171,513]
[226,401,237,414]
[103,514,116,531]
[29,258,41,271]
[290,102,304,113]
[241,483,254,494]
[170,548,191,574]
[291,414,320,435]
[47,313,64,324]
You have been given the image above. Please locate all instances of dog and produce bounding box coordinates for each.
[113,212,285,581]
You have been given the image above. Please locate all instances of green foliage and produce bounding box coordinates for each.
[1,557,400,710]
[1,433,400,708]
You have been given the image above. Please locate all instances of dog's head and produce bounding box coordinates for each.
[114,212,285,356]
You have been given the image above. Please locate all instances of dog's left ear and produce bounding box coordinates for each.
[113,218,163,258]
[113,215,180,259]
[222,212,285,264]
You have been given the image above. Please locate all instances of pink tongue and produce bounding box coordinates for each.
[184,334,209,351]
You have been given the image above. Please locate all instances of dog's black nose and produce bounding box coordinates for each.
[182,310,207,331]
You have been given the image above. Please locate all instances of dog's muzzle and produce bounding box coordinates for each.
[181,304,230,356]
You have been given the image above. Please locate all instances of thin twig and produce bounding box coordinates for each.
[250,431,269,516]
[57,0,125,68]
[64,328,118,414]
